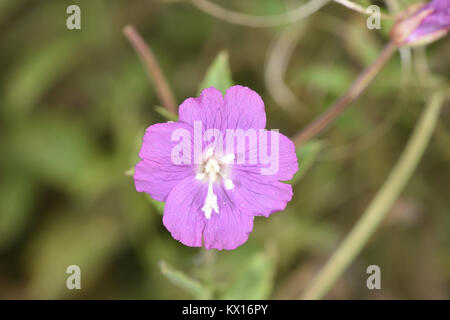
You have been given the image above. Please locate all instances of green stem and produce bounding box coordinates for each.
[300,91,446,300]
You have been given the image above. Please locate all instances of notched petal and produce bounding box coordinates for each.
[224,85,266,130]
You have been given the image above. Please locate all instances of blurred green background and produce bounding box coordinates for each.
[0,0,449,299]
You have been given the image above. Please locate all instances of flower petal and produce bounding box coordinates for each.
[178,85,267,131]
[134,121,195,201]
[407,0,450,41]
[203,186,254,250]
[227,173,293,218]
[223,85,266,130]
[234,130,298,181]
[163,177,207,247]
[178,87,225,130]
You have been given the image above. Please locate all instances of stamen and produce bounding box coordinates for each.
[220,153,235,164]
[224,178,234,190]
[195,172,205,180]
[205,158,220,181]
[198,151,235,218]
[202,180,218,219]
[205,147,214,158]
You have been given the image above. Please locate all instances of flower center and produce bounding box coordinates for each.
[195,148,235,219]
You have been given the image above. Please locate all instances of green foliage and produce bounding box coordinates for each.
[26,212,123,299]
[290,140,325,185]
[2,38,80,120]
[199,51,233,95]
[219,250,275,299]
[8,114,95,190]
[159,261,212,299]
[294,64,353,97]
[155,106,178,121]
[0,0,448,300]
[147,196,165,216]
[0,172,36,251]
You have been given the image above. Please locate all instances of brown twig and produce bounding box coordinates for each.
[292,42,397,146]
[123,25,178,115]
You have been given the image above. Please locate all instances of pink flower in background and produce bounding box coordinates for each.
[134,86,298,250]
[391,0,450,46]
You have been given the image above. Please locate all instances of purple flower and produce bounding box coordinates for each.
[390,0,450,46]
[134,86,298,250]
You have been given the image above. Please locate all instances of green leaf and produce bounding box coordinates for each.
[8,114,95,190]
[199,51,233,95]
[26,211,123,299]
[294,64,353,96]
[155,106,178,121]
[290,140,325,185]
[147,196,165,216]
[159,261,211,299]
[0,173,36,251]
[125,167,135,176]
[346,22,382,66]
[2,37,80,120]
[219,251,275,299]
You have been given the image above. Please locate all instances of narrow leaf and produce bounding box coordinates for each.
[159,261,211,299]
[155,106,178,121]
[199,51,233,95]
[220,251,275,299]
[147,196,165,216]
[290,140,324,185]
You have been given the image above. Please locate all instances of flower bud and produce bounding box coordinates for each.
[390,0,450,47]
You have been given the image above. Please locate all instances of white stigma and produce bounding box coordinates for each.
[196,148,235,219]
[221,153,235,164]
[224,178,234,190]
